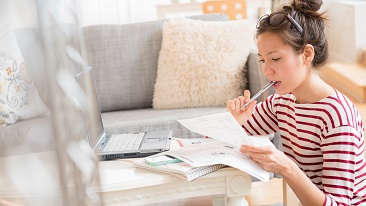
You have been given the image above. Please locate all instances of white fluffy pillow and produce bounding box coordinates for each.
[153,18,255,109]
[0,26,48,125]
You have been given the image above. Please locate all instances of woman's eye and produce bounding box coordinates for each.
[258,59,264,63]
[272,57,280,61]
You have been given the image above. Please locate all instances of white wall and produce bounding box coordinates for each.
[325,0,366,63]
[0,0,38,29]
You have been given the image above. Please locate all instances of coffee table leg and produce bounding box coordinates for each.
[212,194,227,206]
[212,195,249,206]
[226,174,251,206]
[228,196,249,206]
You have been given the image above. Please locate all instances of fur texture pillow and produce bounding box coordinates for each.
[153,18,255,109]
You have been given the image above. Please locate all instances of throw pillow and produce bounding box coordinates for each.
[153,18,255,109]
[0,26,48,126]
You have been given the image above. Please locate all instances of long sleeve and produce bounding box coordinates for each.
[243,94,279,135]
[242,91,366,205]
[321,126,366,205]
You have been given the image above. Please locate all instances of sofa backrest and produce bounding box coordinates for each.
[82,14,230,113]
[14,27,50,109]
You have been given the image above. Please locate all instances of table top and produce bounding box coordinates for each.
[0,149,246,197]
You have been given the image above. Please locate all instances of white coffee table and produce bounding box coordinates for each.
[0,150,251,206]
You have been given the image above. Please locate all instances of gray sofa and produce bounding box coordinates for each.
[0,14,277,157]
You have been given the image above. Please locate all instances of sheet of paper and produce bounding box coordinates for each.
[171,137,215,147]
[177,112,273,147]
[165,141,270,182]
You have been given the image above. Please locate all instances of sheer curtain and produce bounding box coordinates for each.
[78,0,173,26]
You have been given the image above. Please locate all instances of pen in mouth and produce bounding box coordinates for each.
[241,81,276,108]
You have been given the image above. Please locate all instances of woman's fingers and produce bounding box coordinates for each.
[227,99,234,110]
[227,90,252,113]
[240,145,276,163]
[244,90,251,104]
[240,144,291,175]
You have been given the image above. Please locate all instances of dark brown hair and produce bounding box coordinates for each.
[256,0,328,68]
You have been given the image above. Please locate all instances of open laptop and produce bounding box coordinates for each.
[76,66,172,160]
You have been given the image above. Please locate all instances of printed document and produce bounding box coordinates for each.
[177,111,274,147]
[172,111,275,182]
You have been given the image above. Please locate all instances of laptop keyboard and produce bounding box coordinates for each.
[102,132,145,152]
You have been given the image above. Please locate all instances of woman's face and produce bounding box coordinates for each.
[257,31,307,95]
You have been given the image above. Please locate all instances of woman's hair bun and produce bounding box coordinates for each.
[292,0,323,12]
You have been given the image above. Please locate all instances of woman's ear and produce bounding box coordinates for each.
[303,44,315,64]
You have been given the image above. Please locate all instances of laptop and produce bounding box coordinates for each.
[76,66,172,160]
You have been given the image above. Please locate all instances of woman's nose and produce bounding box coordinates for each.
[262,62,272,77]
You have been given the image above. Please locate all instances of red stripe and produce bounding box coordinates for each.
[242,124,253,135]
[324,190,351,199]
[284,145,322,158]
[280,127,321,149]
[278,118,296,129]
[277,111,295,121]
[323,183,353,192]
[331,93,351,125]
[296,106,335,128]
[325,132,361,141]
[321,141,359,148]
[322,175,354,183]
[323,158,356,165]
[354,180,366,193]
[323,150,356,155]
[354,198,366,205]
[258,103,277,132]
[297,112,329,132]
[247,120,260,135]
[251,113,270,134]
[323,167,355,174]
[316,101,344,126]
[276,96,294,102]
[262,97,277,122]
[357,141,365,152]
[297,128,322,142]
[356,162,366,174]
[283,152,323,166]
[297,120,322,130]
[282,138,321,153]
[325,192,352,203]
[274,103,295,112]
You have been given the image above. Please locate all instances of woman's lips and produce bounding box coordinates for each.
[273,81,281,88]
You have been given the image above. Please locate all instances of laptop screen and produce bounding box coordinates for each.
[76,66,104,148]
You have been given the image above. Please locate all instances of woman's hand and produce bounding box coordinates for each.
[226,90,257,125]
[240,144,295,178]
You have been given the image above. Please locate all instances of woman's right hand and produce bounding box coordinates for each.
[226,90,257,125]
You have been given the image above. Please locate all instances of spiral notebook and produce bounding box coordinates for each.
[133,158,225,181]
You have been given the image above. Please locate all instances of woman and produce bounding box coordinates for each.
[227,0,366,205]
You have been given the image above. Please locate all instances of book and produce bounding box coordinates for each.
[133,158,226,181]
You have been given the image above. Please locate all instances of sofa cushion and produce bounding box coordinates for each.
[101,106,227,138]
[0,114,54,157]
[153,18,255,109]
[0,27,48,125]
[83,14,229,112]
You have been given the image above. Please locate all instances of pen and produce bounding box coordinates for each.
[241,81,276,108]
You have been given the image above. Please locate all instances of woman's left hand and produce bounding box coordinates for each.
[240,144,295,178]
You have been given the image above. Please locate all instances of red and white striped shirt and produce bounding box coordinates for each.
[243,90,366,205]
